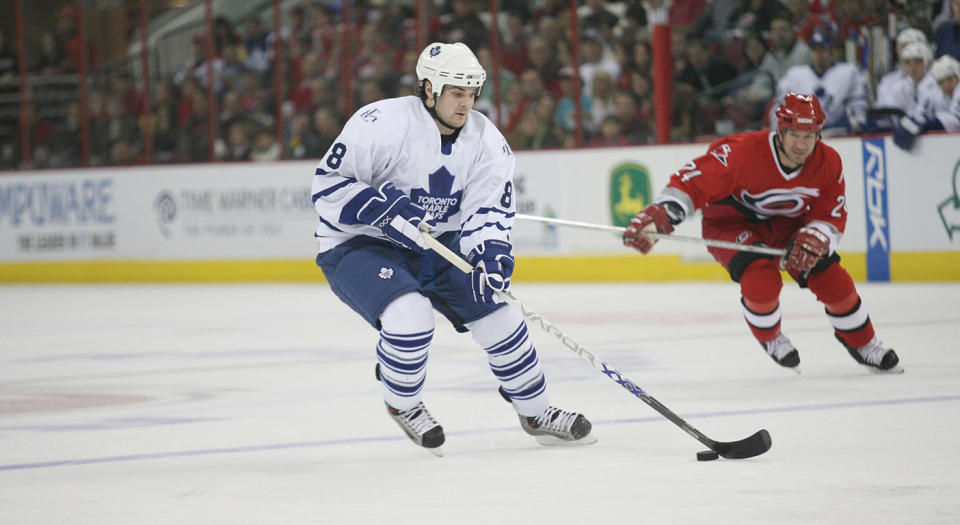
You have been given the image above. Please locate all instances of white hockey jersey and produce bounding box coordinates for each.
[876,70,917,113]
[311,96,516,256]
[770,63,869,133]
[934,85,960,131]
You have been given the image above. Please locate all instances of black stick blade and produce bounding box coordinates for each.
[714,429,772,459]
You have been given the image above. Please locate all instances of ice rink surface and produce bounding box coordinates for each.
[1,281,958,524]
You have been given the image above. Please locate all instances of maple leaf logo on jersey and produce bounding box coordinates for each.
[410,167,462,223]
[735,187,821,218]
[379,267,394,279]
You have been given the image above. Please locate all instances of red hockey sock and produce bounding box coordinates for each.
[739,259,783,343]
[808,264,875,348]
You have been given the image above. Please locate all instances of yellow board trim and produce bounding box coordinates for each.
[0,251,957,283]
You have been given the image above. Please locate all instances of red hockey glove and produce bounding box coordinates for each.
[623,204,675,254]
[781,227,830,275]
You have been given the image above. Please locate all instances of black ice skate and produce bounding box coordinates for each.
[837,335,903,373]
[760,333,801,371]
[519,406,598,446]
[385,402,445,456]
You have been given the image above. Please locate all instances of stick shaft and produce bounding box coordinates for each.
[516,213,786,257]
[417,230,722,451]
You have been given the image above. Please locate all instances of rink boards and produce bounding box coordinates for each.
[1,133,958,282]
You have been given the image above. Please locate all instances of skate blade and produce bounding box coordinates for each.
[426,445,445,457]
[864,364,905,374]
[534,433,599,447]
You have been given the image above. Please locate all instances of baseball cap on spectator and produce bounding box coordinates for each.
[808,29,834,48]
[581,28,604,46]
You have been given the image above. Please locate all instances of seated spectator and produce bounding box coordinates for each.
[726,32,774,124]
[32,32,64,75]
[554,66,593,135]
[628,71,655,123]
[692,0,741,43]
[501,11,530,76]
[613,92,654,144]
[505,69,547,134]
[250,127,281,161]
[473,46,516,123]
[93,97,141,166]
[174,33,224,93]
[678,37,738,101]
[285,111,324,159]
[441,0,489,51]
[583,0,620,38]
[739,17,811,109]
[213,16,239,55]
[311,106,343,155]
[511,105,563,150]
[241,15,270,74]
[578,29,621,97]
[525,35,562,96]
[216,121,252,161]
[49,101,83,167]
[589,71,617,132]
[588,115,629,147]
[732,0,788,34]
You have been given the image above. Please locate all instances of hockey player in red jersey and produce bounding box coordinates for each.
[623,93,901,372]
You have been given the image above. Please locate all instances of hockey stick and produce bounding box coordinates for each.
[516,214,786,257]
[419,228,772,459]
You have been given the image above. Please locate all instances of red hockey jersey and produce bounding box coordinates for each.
[662,130,847,234]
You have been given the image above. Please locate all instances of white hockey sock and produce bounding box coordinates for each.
[466,306,548,417]
[377,292,435,412]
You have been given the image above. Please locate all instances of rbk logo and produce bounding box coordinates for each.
[411,167,462,222]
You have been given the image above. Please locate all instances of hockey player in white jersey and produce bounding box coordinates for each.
[875,42,935,122]
[770,29,869,136]
[893,54,960,150]
[311,42,595,455]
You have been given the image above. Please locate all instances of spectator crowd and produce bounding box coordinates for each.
[2,0,960,170]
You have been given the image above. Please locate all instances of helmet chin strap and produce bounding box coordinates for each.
[420,83,463,132]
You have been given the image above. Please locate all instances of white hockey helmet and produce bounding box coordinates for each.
[416,42,486,99]
[930,55,960,82]
[899,42,932,66]
[896,28,927,50]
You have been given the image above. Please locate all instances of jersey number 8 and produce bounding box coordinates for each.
[326,143,347,169]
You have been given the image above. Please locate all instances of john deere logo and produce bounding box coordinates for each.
[609,163,652,227]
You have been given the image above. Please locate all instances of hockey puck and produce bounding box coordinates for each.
[697,450,720,461]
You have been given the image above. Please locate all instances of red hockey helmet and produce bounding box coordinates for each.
[775,93,826,133]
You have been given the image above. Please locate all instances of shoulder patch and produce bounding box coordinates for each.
[710,143,732,167]
[361,108,381,123]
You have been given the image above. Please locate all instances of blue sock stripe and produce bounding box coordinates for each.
[502,375,547,400]
[377,347,427,373]
[381,330,434,350]
[381,328,435,339]
[379,373,424,396]
[489,348,538,380]
[485,323,527,356]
